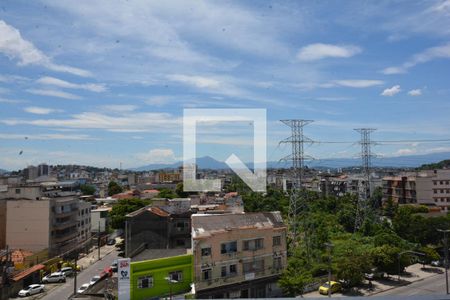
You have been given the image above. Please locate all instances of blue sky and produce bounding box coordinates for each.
[1,0,450,170]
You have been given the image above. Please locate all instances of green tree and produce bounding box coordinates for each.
[158,188,177,199]
[80,184,96,195]
[370,245,410,275]
[175,183,190,198]
[108,181,123,196]
[278,257,313,296]
[109,198,150,229]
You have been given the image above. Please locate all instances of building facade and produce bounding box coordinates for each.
[416,169,450,211]
[382,175,417,204]
[192,212,287,298]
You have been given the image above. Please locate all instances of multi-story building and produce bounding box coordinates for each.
[77,201,92,244]
[91,207,111,234]
[0,182,80,257]
[157,172,182,183]
[382,175,417,204]
[416,169,450,211]
[191,212,287,298]
[125,199,192,257]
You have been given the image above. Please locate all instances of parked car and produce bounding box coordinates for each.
[106,238,116,245]
[60,267,74,277]
[18,284,44,297]
[89,275,101,286]
[319,281,341,295]
[77,283,90,294]
[42,272,66,283]
[111,260,118,272]
[431,260,444,267]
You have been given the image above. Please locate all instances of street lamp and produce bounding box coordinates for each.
[165,276,178,300]
[324,242,334,298]
[437,229,450,295]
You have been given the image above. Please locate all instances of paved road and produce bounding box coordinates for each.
[374,272,450,297]
[37,248,118,300]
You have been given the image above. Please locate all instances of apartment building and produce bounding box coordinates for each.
[192,212,287,299]
[416,169,450,211]
[0,182,81,257]
[78,201,92,244]
[382,175,417,204]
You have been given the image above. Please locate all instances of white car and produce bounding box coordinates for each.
[18,284,44,297]
[77,283,90,294]
[60,267,74,277]
[89,275,101,286]
[42,272,66,283]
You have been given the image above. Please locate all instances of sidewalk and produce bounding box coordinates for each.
[302,264,444,298]
[77,244,116,270]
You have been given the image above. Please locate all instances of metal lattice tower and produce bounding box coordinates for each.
[354,128,376,231]
[280,119,313,243]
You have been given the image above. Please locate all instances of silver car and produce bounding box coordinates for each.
[18,284,44,297]
[42,272,66,283]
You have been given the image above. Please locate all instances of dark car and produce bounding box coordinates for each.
[111,260,118,272]
[106,239,116,245]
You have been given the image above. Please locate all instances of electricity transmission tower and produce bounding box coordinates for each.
[280,119,313,244]
[354,128,376,231]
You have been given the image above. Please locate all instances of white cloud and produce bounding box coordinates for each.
[27,89,81,100]
[99,105,138,112]
[167,74,220,89]
[332,79,384,88]
[408,89,422,96]
[0,133,95,140]
[2,111,181,133]
[395,148,416,155]
[0,97,26,104]
[381,85,401,96]
[383,42,450,74]
[0,20,91,77]
[36,76,106,92]
[135,148,178,164]
[297,43,362,61]
[145,96,171,106]
[24,106,63,115]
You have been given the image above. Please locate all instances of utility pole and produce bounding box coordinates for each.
[98,220,101,260]
[73,251,79,295]
[438,229,450,294]
[280,119,314,246]
[324,242,333,298]
[354,128,376,231]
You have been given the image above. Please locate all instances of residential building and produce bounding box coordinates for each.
[192,212,287,298]
[157,172,182,183]
[416,169,450,211]
[23,166,38,181]
[77,201,91,244]
[130,254,193,300]
[125,199,191,257]
[91,207,111,234]
[0,182,80,257]
[382,175,417,204]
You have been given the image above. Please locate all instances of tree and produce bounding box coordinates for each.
[108,181,123,196]
[370,245,410,275]
[334,241,371,287]
[175,183,190,198]
[279,257,314,296]
[158,188,177,199]
[109,198,150,229]
[80,184,96,195]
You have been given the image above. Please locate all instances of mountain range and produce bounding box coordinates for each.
[132,152,450,171]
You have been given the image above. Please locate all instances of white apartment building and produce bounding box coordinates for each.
[416,169,450,211]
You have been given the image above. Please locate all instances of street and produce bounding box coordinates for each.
[36,247,118,300]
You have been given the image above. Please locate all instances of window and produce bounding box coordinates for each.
[169,271,182,282]
[441,181,444,185]
[434,181,437,185]
[15,188,20,194]
[434,190,438,194]
[221,266,227,277]
[229,264,237,275]
[221,241,237,254]
[243,238,264,251]
[138,276,153,289]
[221,264,238,277]
[273,257,282,270]
[273,236,281,246]
[201,268,211,280]
[243,259,264,274]
[201,247,211,256]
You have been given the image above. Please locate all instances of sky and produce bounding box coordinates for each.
[1,0,450,170]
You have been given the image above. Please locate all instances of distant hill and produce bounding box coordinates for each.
[419,159,450,170]
[133,152,450,171]
[0,168,8,174]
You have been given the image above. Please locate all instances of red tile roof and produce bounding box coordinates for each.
[12,264,45,282]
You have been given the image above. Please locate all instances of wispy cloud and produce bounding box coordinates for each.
[383,42,450,74]
[332,79,383,88]
[0,20,91,77]
[98,104,138,112]
[24,106,63,115]
[27,89,81,100]
[381,85,401,96]
[167,74,220,89]
[408,89,422,96]
[0,133,95,140]
[135,148,178,164]
[297,43,361,61]
[36,76,106,92]
[0,97,26,104]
